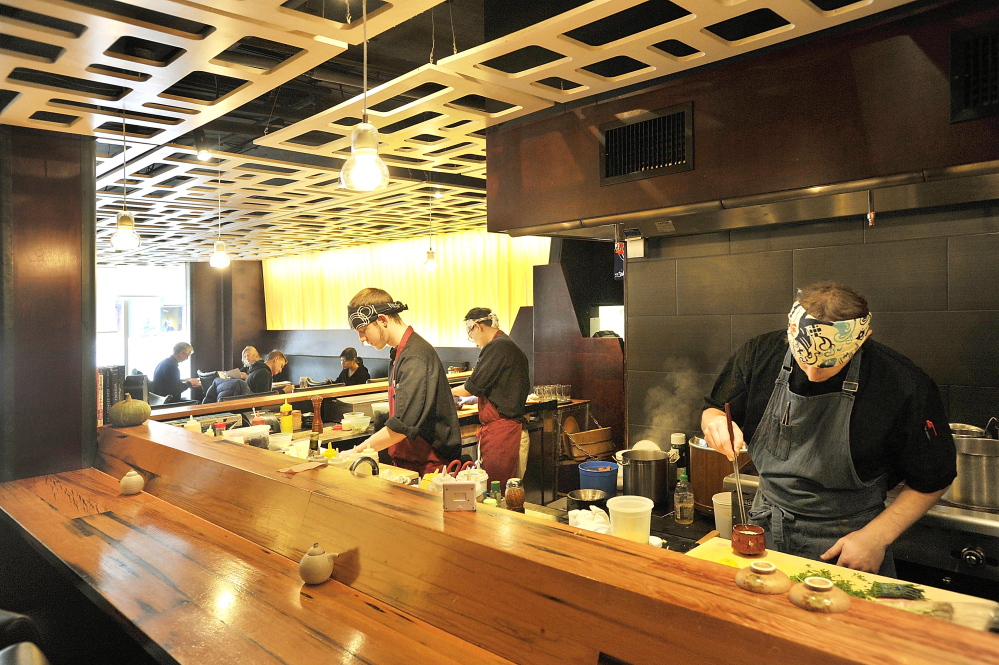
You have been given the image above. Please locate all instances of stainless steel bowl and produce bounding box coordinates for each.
[950,423,989,438]
[567,489,609,512]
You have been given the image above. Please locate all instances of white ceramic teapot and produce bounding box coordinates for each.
[298,543,336,585]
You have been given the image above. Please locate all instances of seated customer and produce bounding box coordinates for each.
[151,342,201,401]
[261,350,293,393]
[202,377,251,404]
[334,347,370,386]
[241,346,267,386]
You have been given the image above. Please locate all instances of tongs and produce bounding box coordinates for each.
[725,402,748,526]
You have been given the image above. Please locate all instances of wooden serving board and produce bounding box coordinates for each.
[688,537,999,630]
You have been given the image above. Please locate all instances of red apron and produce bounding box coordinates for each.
[387,327,448,475]
[477,396,523,491]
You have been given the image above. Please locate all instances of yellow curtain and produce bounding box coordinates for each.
[262,230,550,347]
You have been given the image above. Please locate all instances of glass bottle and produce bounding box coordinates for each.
[308,432,321,459]
[504,478,525,513]
[489,480,502,506]
[673,469,694,525]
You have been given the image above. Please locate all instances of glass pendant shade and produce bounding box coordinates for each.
[209,240,230,268]
[110,211,141,250]
[423,248,437,272]
[339,123,389,191]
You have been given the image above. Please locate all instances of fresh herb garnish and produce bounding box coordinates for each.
[788,566,872,599]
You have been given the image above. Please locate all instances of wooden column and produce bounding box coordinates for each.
[189,260,267,374]
[0,125,95,481]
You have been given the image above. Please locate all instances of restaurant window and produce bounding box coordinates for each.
[96,265,190,380]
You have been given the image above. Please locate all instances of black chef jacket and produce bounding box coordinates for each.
[464,332,531,420]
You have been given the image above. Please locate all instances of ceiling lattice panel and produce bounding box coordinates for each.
[0,0,346,144]
[95,144,486,265]
[438,0,917,103]
[184,0,449,46]
[255,63,553,178]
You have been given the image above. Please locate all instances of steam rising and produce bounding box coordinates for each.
[641,359,706,449]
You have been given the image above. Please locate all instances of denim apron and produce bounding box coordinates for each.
[747,348,895,576]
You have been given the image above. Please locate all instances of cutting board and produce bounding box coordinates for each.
[688,537,998,630]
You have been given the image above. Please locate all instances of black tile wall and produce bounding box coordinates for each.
[626,204,999,436]
[875,311,999,387]
[948,386,999,428]
[730,219,864,254]
[626,259,677,316]
[627,315,730,374]
[646,232,730,259]
[676,251,793,314]
[793,237,948,312]
[731,313,787,352]
[949,233,999,311]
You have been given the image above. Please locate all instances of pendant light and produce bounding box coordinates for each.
[423,187,437,271]
[110,113,140,251]
[194,129,212,161]
[209,137,230,268]
[339,0,389,192]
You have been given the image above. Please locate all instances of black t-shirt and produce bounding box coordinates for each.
[334,364,370,386]
[387,330,461,461]
[464,332,531,420]
[705,331,956,493]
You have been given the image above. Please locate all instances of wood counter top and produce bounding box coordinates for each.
[85,421,999,665]
[0,467,512,665]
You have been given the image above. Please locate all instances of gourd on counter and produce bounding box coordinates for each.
[108,394,151,427]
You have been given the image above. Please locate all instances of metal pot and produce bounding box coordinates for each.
[950,423,988,439]
[621,449,669,508]
[942,438,999,510]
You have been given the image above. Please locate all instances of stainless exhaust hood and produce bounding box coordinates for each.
[507,160,999,239]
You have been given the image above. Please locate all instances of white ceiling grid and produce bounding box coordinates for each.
[0,0,918,264]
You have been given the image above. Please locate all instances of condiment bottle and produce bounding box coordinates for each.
[280,400,293,433]
[251,409,266,427]
[213,422,227,438]
[673,469,694,525]
[184,416,202,434]
[308,432,321,459]
[489,480,502,505]
[504,478,525,513]
[670,432,689,475]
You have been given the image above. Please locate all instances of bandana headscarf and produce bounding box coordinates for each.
[787,301,871,368]
[347,301,408,330]
[464,312,498,334]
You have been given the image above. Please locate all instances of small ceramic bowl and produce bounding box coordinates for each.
[734,560,792,595]
[789,576,851,613]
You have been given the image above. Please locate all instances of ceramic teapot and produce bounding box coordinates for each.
[299,543,336,585]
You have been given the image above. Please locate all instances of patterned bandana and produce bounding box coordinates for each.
[786,301,871,368]
[464,312,498,334]
[347,301,408,330]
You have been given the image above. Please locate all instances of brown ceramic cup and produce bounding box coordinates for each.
[732,524,766,556]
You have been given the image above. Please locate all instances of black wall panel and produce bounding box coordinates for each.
[948,233,999,310]
[625,259,677,316]
[676,251,792,315]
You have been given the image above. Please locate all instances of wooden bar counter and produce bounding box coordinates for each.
[3,420,997,664]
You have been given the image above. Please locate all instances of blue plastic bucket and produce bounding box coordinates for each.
[578,461,619,497]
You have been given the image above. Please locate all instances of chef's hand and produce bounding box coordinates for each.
[701,408,745,461]
[820,528,887,573]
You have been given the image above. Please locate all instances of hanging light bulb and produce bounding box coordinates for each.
[194,129,212,161]
[339,0,389,192]
[209,240,230,268]
[111,110,140,251]
[423,248,437,272]
[339,122,389,191]
[111,211,140,250]
[433,186,443,199]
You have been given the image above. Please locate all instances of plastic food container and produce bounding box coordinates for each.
[268,432,293,450]
[347,414,371,431]
[230,425,270,449]
[606,495,654,544]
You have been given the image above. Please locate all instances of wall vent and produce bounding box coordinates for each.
[950,20,998,123]
[600,102,692,185]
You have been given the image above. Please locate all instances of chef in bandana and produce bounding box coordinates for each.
[702,282,955,575]
[344,288,460,474]
[452,308,532,489]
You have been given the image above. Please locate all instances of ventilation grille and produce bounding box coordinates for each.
[951,20,999,123]
[600,102,692,185]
